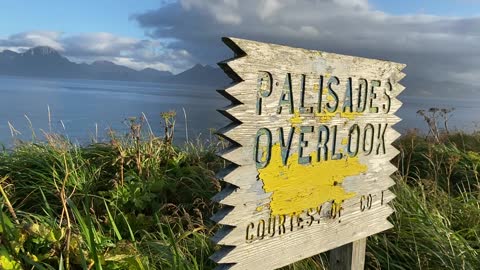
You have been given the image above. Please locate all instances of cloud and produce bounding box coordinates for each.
[180,0,242,25]
[62,32,138,57]
[0,31,195,73]
[133,0,480,97]
[0,31,64,51]
[62,33,194,71]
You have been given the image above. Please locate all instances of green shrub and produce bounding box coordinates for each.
[1,116,480,269]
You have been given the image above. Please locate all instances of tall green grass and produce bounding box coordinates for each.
[365,132,480,270]
[0,116,223,269]
[1,116,480,269]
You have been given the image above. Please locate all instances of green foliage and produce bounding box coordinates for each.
[364,131,480,270]
[1,113,480,269]
[0,114,222,269]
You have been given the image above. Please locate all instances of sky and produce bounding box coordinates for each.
[0,0,479,98]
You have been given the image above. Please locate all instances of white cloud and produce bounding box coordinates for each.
[299,26,319,36]
[448,70,480,87]
[333,0,369,10]
[258,0,284,20]
[180,0,242,24]
[113,57,172,71]
[0,31,64,51]
[63,32,138,56]
[0,31,194,73]
[134,0,480,97]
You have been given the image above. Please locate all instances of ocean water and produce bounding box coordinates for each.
[396,95,480,133]
[0,75,477,146]
[0,75,229,145]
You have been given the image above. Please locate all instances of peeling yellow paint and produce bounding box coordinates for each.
[289,110,304,134]
[260,80,268,92]
[256,205,264,212]
[314,110,337,122]
[289,110,303,125]
[288,106,364,125]
[313,83,320,92]
[258,144,368,216]
[340,111,364,120]
[261,146,268,162]
[314,110,364,123]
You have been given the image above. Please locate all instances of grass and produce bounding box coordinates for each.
[364,131,480,270]
[1,115,480,269]
[0,115,223,270]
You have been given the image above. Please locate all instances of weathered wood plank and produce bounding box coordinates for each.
[211,37,406,269]
[212,190,396,246]
[329,238,367,270]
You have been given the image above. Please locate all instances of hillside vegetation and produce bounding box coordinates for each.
[1,113,480,269]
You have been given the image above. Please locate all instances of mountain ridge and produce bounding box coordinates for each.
[0,46,230,86]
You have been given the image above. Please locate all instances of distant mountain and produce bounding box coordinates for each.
[166,64,230,85]
[139,67,173,80]
[0,46,78,77]
[0,46,230,86]
[86,60,173,81]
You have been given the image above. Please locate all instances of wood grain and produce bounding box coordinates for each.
[329,238,367,270]
[211,37,406,270]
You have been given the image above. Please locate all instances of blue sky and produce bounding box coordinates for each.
[370,0,480,16]
[0,0,479,98]
[1,0,479,40]
[0,0,166,38]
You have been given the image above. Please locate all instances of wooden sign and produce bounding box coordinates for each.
[211,37,406,269]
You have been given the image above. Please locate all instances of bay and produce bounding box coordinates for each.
[0,75,477,146]
[0,75,229,145]
[396,95,480,134]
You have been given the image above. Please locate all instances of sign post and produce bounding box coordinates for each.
[329,238,367,269]
[211,37,406,269]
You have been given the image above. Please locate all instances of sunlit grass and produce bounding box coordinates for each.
[1,115,480,269]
